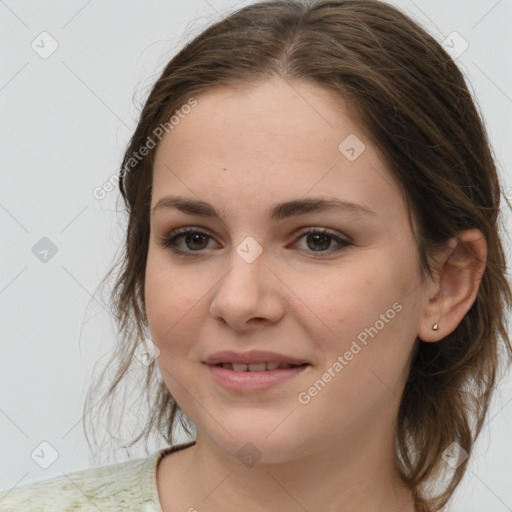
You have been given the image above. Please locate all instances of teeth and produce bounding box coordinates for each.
[247,363,267,372]
[221,362,299,372]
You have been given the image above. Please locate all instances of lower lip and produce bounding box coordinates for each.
[205,364,310,392]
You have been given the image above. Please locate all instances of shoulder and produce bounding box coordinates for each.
[0,451,163,512]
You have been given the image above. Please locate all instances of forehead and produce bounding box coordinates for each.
[151,77,405,222]
[156,78,357,164]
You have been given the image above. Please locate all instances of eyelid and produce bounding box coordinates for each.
[159,225,352,258]
[292,226,352,244]
[157,226,218,253]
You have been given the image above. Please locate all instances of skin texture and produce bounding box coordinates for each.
[145,76,487,512]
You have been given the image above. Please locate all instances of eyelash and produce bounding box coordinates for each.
[159,227,352,258]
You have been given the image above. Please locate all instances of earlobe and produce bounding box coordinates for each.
[417,229,487,343]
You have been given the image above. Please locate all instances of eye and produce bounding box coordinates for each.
[158,226,352,258]
[159,227,217,256]
[290,228,352,257]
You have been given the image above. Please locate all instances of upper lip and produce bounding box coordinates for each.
[203,350,310,366]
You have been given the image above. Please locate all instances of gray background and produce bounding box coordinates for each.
[1,1,511,510]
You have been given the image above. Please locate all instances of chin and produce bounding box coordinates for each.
[202,424,308,466]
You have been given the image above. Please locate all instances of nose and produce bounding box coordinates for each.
[209,249,285,331]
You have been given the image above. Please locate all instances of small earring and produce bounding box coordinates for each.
[432,323,439,331]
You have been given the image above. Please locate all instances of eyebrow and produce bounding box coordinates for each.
[151,195,377,221]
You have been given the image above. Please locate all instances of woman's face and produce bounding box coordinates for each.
[145,77,434,462]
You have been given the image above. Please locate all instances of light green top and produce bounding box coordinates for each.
[0,441,196,511]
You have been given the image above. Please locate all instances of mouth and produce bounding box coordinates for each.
[211,362,310,371]
[204,362,311,392]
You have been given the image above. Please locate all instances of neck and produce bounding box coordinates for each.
[158,426,416,512]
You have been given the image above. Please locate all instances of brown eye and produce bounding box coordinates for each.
[292,228,351,257]
[160,228,217,256]
[305,232,332,251]
[160,227,351,258]
[182,233,209,251]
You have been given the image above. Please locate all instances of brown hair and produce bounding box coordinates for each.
[84,1,512,510]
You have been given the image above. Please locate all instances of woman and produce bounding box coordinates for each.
[1,1,510,511]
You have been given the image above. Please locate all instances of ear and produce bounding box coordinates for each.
[418,229,487,342]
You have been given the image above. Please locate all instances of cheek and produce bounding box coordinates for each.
[144,253,207,402]
[304,253,416,375]
[144,249,201,348]
[297,265,414,434]
[303,261,393,339]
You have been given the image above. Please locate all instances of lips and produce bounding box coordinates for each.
[215,361,306,371]
[203,349,311,367]
[206,360,310,392]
